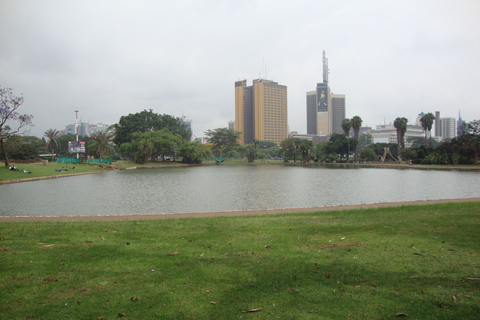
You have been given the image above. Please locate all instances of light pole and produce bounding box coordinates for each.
[347,137,350,163]
[75,110,79,159]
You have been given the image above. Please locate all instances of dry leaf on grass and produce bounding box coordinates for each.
[167,252,180,256]
[242,308,262,313]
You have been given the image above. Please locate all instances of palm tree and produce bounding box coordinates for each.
[420,113,435,145]
[89,131,112,163]
[394,117,408,149]
[136,139,154,164]
[351,116,362,139]
[44,129,60,162]
[341,119,351,137]
[350,116,362,161]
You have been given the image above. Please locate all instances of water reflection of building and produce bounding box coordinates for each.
[235,79,288,145]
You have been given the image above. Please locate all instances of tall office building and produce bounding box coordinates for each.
[235,79,288,145]
[331,94,346,134]
[306,91,317,135]
[457,111,466,136]
[306,51,345,136]
[435,111,441,137]
[440,117,457,139]
[434,111,457,140]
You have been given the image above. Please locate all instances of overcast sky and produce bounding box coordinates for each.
[1,0,479,139]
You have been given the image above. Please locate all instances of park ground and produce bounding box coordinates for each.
[0,200,479,319]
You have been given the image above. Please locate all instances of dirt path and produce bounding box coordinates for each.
[1,197,479,222]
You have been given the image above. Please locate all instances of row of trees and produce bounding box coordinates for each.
[1,85,479,166]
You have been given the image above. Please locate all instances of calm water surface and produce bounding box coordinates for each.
[1,165,479,216]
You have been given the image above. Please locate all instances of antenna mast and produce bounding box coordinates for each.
[74,110,79,159]
[322,50,329,83]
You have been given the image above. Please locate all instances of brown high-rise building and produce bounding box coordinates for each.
[235,79,288,145]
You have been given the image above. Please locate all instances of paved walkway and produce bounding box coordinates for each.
[1,197,479,222]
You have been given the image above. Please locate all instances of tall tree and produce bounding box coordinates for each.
[280,137,303,162]
[44,129,61,162]
[0,135,41,161]
[350,116,362,161]
[113,109,191,147]
[89,130,112,161]
[454,120,480,164]
[0,87,33,166]
[298,139,314,162]
[394,117,408,149]
[180,141,212,164]
[341,118,351,137]
[328,133,357,161]
[119,129,185,163]
[420,113,435,145]
[351,116,362,139]
[204,128,240,157]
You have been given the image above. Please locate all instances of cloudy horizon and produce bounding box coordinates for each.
[1,0,479,139]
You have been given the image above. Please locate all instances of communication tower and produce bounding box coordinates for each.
[323,50,329,84]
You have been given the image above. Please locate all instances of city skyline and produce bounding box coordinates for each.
[1,1,479,139]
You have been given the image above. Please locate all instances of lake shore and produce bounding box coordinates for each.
[2,160,479,185]
[2,197,479,222]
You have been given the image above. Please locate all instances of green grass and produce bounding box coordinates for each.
[0,163,105,182]
[1,202,479,319]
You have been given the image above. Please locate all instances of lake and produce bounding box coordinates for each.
[1,165,479,216]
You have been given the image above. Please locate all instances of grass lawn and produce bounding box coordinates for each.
[1,202,479,319]
[0,160,196,182]
[0,162,106,182]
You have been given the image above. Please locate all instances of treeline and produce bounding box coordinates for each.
[1,109,211,164]
[3,109,479,166]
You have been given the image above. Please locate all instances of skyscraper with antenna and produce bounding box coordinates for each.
[323,50,329,84]
[306,50,345,136]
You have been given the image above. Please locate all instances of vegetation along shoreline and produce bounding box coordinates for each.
[2,160,479,186]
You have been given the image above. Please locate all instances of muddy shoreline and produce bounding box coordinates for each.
[1,197,479,222]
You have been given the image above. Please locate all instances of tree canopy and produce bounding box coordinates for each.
[44,129,61,162]
[180,142,212,164]
[420,113,435,144]
[351,116,362,139]
[204,128,240,157]
[394,117,408,149]
[113,109,191,147]
[118,129,185,163]
[0,86,33,166]
[341,119,351,137]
